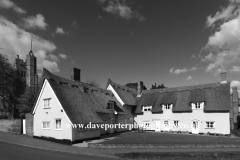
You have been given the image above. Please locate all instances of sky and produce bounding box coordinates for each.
[1,0,240,89]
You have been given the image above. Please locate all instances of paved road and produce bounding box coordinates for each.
[0,141,118,160]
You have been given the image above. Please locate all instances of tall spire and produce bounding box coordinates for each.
[29,34,34,55]
[30,34,33,51]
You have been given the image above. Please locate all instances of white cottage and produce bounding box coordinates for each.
[134,82,232,135]
[32,68,132,144]
[107,73,238,135]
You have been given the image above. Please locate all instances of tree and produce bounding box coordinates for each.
[151,83,166,89]
[0,53,25,118]
[125,83,147,90]
[17,87,38,118]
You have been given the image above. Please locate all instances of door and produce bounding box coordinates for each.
[192,120,199,134]
[163,120,169,131]
[110,118,114,133]
[155,120,161,132]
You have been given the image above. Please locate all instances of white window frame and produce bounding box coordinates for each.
[164,120,169,127]
[191,102,204,110]
[55,119,62,130]
[42,121,50,130]
[173,120,179,128]
[205,121,215,129]
[162,104,173,110]
[142,106,152,112]
[143,121,150,128]
[43,98,51,109]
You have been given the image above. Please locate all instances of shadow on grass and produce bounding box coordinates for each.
[116,152,240,160]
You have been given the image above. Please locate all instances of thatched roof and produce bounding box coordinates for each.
[38,68,126,124]
[135,93,160,113]
[107,79,137,106]
[136,82,231,113]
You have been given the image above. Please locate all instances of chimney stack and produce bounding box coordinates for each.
[17,55,19,59]
[137,81,143,97]
[70,67,81,82]
[220,72,227,84]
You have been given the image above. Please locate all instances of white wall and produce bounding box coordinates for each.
[134,108,230,135]
[33,80,72,141]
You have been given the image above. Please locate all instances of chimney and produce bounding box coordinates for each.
[231,87,239,130]
[220,72,227,84]
[17,55,19,59]
[70,67,81,82]
[137,81,143,97]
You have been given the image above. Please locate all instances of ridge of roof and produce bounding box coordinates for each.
[142,81,230,94]
[106,79,138,105]
[136,82,231,113]
[42,68,113,96]
[107,79,137,93]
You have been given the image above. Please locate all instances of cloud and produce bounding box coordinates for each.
[203,0,240,74]
[59,53,68,59]
[0,16,61,73]
[52,27,68,36]
[0,0,26,14]
[97,15,103,19]
[186,76,192,81]
[206,5,236,27]
[22,14,48,30]
[170,66,197,75]
[100,0,146,21]
[71,20,80,30]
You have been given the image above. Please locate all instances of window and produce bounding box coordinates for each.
[173,120,179,127]
[21,71,26,78]
[129,118,133,123]
[42,121,50,129]
[107,102,114,110]
[191,102,204,110]
[162,104,173,110]
[78,124,87,131]
[142,106,152,112]
[143,121,150,128]
[164,120,169,127]
[206,121,215,129]
[43,98,51,109]
[56,119,61,130]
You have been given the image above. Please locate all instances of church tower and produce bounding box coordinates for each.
[15,34,38,93]
[26,50,38,92]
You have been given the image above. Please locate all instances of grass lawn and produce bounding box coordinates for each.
[100,131,240,146]
[116,152,240,160]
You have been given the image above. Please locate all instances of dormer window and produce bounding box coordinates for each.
[142,106,152,112]
[107,102,114,110]
[191,102,204,110]
[84,87,89,93]
[162,104,173,110]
